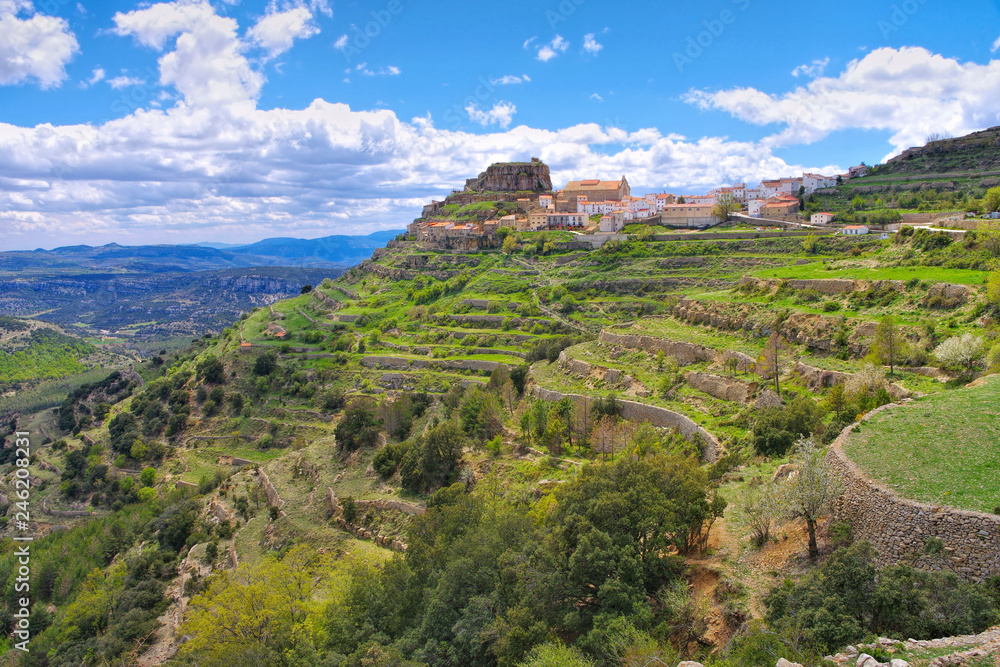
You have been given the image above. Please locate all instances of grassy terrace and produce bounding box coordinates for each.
[751,260,987,285]
[842,374,1000,513]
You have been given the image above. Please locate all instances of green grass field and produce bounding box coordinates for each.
[843,374,1000,513]
[752,261,987,285]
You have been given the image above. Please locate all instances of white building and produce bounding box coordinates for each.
[841,225,869,235]
[747,199,766,218]
[803,174,836,194]
[810,212,835,226]
[546,212,587,228]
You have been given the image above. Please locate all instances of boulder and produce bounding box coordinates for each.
[776,659,804,667]
[857,655,880,667]
[890,660,911,667]
[677,662,705,667]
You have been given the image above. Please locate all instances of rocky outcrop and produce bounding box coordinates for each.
[827,407,1000,581]
[925,282,977,308]
[464,159,552,193]
[792,361,852,390]
[530,385,721,462]
[685,372,757,404]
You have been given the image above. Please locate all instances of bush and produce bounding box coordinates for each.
[766,541,998,653]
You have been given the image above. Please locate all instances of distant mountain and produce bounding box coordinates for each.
[0,231,402,344]
[5,230,403,273]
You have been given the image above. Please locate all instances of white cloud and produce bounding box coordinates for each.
[0,0,78,88]
[536,35,568,62]
[590,93,603,102]
[333,34,348,50]
[685,47,1000,159]
[466,101,517,129]
[791,57,830,78]
[992,35,1000,53]
[522,36,537,50]
[247,6,318,59]
[82,67,105,87]
[491,74,530,85]
[583,33,602,55]
[113,0,263,108]
[355,62,399,76]
[107,75,144,89]
[0,0,852,249]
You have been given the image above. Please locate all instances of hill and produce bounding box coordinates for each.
[1,182,999,665]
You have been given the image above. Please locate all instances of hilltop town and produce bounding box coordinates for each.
[408,159,876,249]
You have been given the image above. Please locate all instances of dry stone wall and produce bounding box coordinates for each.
[530,385,720,462]
[827,409,1000,581]
[360,356,508,373]
[685,372,757,404]
[599,331,716,366]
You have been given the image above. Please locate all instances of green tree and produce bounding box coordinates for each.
[712,192,738,222]
[335,407,382,453]
[785,437,838,560]
[984,186,1000,213]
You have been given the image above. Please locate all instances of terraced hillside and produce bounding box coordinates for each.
[2,218,999,666]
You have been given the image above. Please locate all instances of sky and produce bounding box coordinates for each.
[2,0,1000,250]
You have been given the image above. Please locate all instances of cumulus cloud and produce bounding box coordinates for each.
[536,35,568,62]
[466,101,517,128]
[0,0,79,88]
[583,33,603,55]
[992,35,1000,53]
[113,0,263,108]
[685,47,1000,159]
[247,6,318,59]
[0,0,851,249]
[491,74,530,85]
[791,57,829,78]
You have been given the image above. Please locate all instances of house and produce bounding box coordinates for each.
[653,193,676,211]
[546,212,587,228]
[527,210,549,231]
[239,341,252,352]
[811,212,835,226]
[802,174,836,194]
[842,225,869,235]
[761,195,800,218]
[562,176,631,204]
[599,211,626,233]
[848,164,869,179]
[537,194,554,209]
[660,203,718,226]
[498,214,517,228]
[747,199,766,218]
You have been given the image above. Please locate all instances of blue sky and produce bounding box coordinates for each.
[2,0,1000,249]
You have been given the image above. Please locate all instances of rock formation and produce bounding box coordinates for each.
[464,159,553,193]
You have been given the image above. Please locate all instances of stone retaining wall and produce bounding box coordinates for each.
[685,372,757,404]
[600,330,757,372]
[827,408,1000,581]
[360,356,508,373]
[530,386,720,462]
[257,470,284,509]
[557,351,639,390]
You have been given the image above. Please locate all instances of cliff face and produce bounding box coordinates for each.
[465,160,553,193]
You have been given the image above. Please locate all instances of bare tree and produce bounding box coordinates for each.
[873,314,906,377]
[592,415,618,461]
[741,478,779,548]
[758,332,785,395]
[785,436,840,559]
